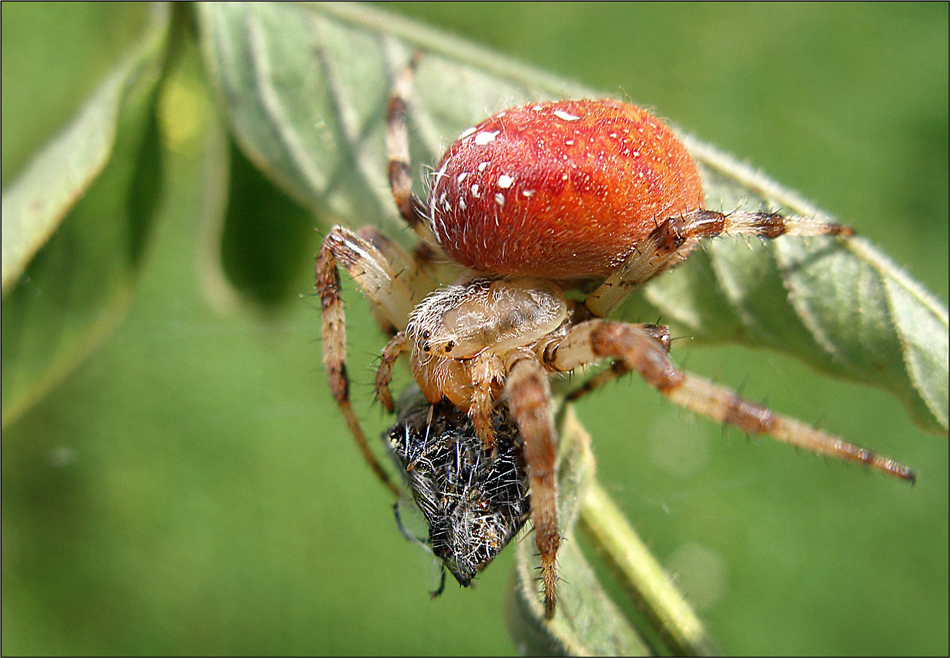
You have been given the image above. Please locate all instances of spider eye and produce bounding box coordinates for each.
[422,330,431,340]
[445,340,456,353]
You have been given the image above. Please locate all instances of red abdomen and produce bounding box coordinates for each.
[426,100,704,279]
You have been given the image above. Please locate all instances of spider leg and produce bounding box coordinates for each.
[316,226,420,497]
[357,226,437,315]
[564,323,671,402]
[387,51,438,245]
[356,226,436,336]
[319,226,418,331]
[375,331,411,413]
[549,320,916,483]
[469,351,505,450]
[585,208,855,316]
[565,360,633,403]
[506,354,561,619]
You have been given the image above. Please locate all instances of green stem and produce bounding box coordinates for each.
[579,480,719,656]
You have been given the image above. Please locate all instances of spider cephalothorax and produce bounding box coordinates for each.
[400,277,568,444]
[316,56,915,619]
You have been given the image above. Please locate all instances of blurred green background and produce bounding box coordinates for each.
[2,3,946,655]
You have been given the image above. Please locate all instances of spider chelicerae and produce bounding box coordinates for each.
[315,56,915,618]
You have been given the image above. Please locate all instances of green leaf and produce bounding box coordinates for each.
[195,2,947,435]
[216,136,317,310]
[1,4,171,427]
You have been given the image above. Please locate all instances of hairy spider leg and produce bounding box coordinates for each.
[561,323,672,403]
[505,354,561,619]
[470,351,505,450]
[317,226,421,496]
[585,209,855,317]
[387,51,439,245]
[550,320,916,482]
[355,226,438,326]
[375,331,411,413]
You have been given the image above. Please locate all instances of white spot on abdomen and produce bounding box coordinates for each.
[495,193,505,206]
[474,130,499,145]
[553,109,580,121]
[497,174,514,189]
[429,162,449,220]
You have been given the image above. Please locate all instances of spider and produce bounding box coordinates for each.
[315,56,916,619]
